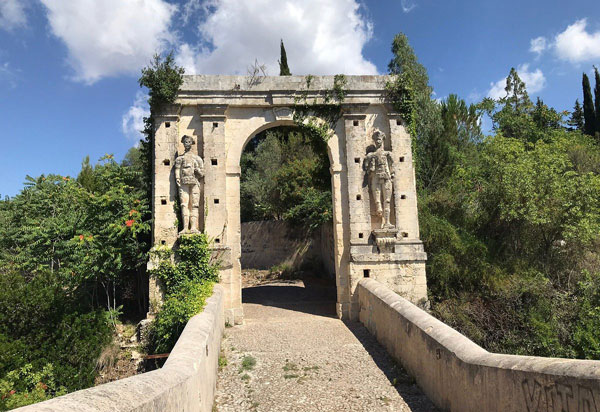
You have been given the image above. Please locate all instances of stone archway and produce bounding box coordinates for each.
[149,75,428,325]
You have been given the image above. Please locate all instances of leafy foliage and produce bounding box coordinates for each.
[148,234,218,353]
[240,127,331,229]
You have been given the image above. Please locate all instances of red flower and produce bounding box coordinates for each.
[125,220,134,227]
[9,390,15,396]
[38,382,48,390]
[79,235,84,240]
[129,209,138,216]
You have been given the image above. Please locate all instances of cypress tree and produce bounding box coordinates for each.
[278,40,291,76]
[568,99,585,131]
[594,66,600,137]
[582,73,596,136]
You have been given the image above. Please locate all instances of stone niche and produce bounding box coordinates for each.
[149,75,428,324]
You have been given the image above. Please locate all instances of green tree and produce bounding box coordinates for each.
[568,99,585,131]
[582,72,596,136]
[594,67,600,138]
[278,39,291,76]
[138,53,185,196]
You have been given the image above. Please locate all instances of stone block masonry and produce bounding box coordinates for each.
[358,278,600,412]
[14,285,225,412]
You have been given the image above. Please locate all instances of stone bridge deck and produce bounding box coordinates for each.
[214,279,437,412]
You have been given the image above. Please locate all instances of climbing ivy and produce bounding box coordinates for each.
[386,72,416,137]
[147,234,219,353]
[292,74,347,144]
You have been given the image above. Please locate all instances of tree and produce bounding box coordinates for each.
[594,67,600,138]
[278,40,291,76]
[138,53,185,197]
[568,99,585,131]
[504,68,530,112]
[582,73,596,136]
[388,33,430,97]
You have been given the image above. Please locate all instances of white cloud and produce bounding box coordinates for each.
[529,36,547,56]
[0,61,18,88]
[39,0,178,84]
[0,0,27,31]
[400,0,416,13]
[487,64,546,99]
[554,19,600,63]
[122,91,149,143]
[176,0,377,76]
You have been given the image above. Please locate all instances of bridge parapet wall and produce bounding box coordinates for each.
[358,278,600,412]
[14,285,224,412]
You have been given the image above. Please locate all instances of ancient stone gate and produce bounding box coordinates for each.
[150,75,428,324]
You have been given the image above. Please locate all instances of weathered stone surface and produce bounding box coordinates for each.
[358,278,600,412]
[152,75,428,323]
[14,286,225,412]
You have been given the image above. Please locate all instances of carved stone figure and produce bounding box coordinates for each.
[364,129,395,229]
[175,135,204,233]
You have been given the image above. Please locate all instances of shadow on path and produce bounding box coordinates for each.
[240,279,439,412]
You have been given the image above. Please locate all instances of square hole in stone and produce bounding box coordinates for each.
[213,122,219,128]
[161,240,166,245]
[399,156,405,162]
[402,232,408,238]
[358,232,364,239]
[401,194,407,199]
[363,269,370,278]
[396,119,402,126]
[165,122,170,128]
[215,238,220,244]
[214,198,219,204]
[163,159,170,166]
[356,194,361,201]
[354,157,360,163]
[211,159,218,166]
[160,199,167,205]
[353,120,359,126]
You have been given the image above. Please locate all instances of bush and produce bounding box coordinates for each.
[148,234,219,354]
[0,270,112,410]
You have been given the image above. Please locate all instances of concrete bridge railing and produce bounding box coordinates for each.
[357,278,600,412]
[15,285,224,412]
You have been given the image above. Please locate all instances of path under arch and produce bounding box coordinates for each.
[214,278,437,412]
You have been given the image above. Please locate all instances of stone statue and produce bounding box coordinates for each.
[364,129,395,229]
[175,135,204,233]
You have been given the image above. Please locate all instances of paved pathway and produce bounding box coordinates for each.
[214,279,438,412]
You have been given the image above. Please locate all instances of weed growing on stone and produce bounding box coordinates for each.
[240,373,250,382]
[282,362,298,372]
[303,365,319,371]
[283,374,299,379]
[240,355,256,372]
[218,355,227,369]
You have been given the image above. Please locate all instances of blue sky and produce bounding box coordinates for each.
[1,0,599,197]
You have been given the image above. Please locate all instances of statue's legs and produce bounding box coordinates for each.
[383,179,393,228]
[372,178,383,217]
[189,184,200,232]
[179,186,191,232]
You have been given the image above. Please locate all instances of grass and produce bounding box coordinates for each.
[240,355,256,372]
[218,355,227,369]
[241,373,251,382]
[303,365,319,371]
[283,374,299,379]
[282,361,298,372]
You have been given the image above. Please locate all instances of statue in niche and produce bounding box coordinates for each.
[364,129,395,229]
[175,135,204,233]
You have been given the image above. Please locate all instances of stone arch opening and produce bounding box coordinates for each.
[237,123,338,310]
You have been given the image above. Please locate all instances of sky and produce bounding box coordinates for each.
[0,0,599,197]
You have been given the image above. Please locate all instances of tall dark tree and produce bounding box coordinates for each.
[594,67,600,137]
[504,68,530,113]
[582,73,596,136]
[278,40,291,76]
[568,99,585,131]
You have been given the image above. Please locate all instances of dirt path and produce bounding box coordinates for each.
[214,279,438,412]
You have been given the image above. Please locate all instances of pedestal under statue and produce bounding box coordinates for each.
[175,135,204,233]
[364,129,395,230]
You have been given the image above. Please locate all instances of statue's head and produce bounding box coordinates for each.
[181,135,194,150]
[372,129,385,148]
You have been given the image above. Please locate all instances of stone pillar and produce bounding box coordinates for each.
[388,114,420,240]
[199,105,243,325]
[148,108,180,317]
[341,106,370,320]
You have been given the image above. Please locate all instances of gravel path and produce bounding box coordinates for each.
[214,279,438,412]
